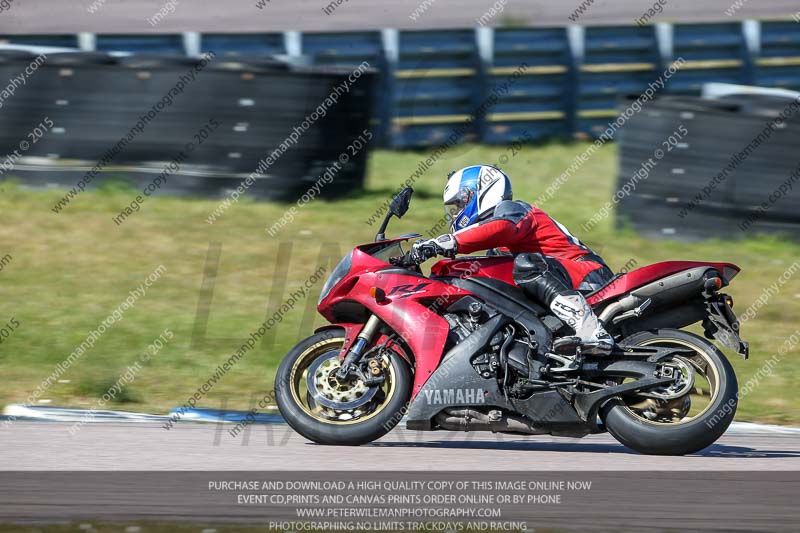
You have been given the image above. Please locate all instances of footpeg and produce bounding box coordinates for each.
[544,352,580,373]
[552,336,581,354]
[580,338,614,357]
[552,335,613,358]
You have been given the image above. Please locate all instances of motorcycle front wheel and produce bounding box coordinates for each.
[275,329,412,445]
[601,328,738,455]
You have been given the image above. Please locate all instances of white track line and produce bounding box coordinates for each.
[5,404,800,435]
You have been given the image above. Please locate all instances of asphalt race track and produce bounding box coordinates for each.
[2,421,799,470]
[2,422,800,531]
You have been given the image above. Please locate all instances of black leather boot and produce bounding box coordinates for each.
[514,254,613,356]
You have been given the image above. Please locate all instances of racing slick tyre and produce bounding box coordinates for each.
[275,328,412,445]
[601,328,738,456]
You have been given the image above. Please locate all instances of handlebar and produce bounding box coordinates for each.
[389,252,420,268]
[389,240,446,267]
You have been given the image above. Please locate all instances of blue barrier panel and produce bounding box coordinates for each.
[755,20,800,92]
[200,33,285,57]
[576,25,661,139]
[390,29,481,148]
[668,22,751,95]
[302,31,387,146]
[302,31,383,67]
[95,34,185,54]
[483,27,573,144]
[0,34,79,48]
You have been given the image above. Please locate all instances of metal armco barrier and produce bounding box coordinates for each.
[668,22,752,95]
[0,51,375,200]
[0,34,79,48]
[484,27,574,144]
[616,94,800,239]
[577,25,662,139]
[201,33,286,58]
[389,29,482,148]
[756,20,800,92]
[95,33,185,54]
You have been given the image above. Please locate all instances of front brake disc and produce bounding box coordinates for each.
[306,352,378,410]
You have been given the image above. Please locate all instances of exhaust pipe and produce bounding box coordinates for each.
[434,408,549,435]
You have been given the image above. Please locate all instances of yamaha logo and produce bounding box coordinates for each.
[422,388,486,405]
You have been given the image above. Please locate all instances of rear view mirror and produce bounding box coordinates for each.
[375,187,414,241]
[390,187,413,218]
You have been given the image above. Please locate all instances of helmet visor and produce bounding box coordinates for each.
[444,202,461,224]
[444,187,474,232]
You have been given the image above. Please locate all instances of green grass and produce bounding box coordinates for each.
[0,141,798,423]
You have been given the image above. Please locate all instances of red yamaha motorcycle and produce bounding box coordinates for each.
[275,187,748,455]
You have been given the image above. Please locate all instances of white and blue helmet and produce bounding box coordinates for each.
[443,165,512,233]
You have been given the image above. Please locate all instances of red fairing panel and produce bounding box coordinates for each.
[432,254,607,291]
[431,256,516,285]
[586,261,740,305]
[319,249,473,398]
[432,257,740,307]
[314,323,364,355]
[314,324,415,367]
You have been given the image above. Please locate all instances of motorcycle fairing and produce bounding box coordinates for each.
[404,314,584,431]
[432,256,740,306]
[585,261,740,305]
[314,323,364,353]
[318,260,473,397]
[406,316,682,434]
[432,255,517,285]
[601,265,749,358]
[440,276,557,348]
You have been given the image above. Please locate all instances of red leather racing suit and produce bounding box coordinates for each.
[453,200,612,292]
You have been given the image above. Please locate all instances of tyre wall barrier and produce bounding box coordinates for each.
[616,93,800,240]
[0,51,376,200]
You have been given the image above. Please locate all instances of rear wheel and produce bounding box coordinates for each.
[601,329,738,455]
[275,329,412,445]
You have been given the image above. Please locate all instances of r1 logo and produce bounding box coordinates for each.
[387,282,431,298]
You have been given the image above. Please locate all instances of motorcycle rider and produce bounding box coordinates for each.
[411,165,615,355]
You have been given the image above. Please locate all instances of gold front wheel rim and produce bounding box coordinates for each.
[289,337,398,426]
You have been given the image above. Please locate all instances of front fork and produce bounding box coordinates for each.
[336,314,382,379]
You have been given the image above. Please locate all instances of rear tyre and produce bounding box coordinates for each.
[275,329,412,445]
[601,328,738,456]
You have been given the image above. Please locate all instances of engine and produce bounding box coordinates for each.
[442,300,548,399]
